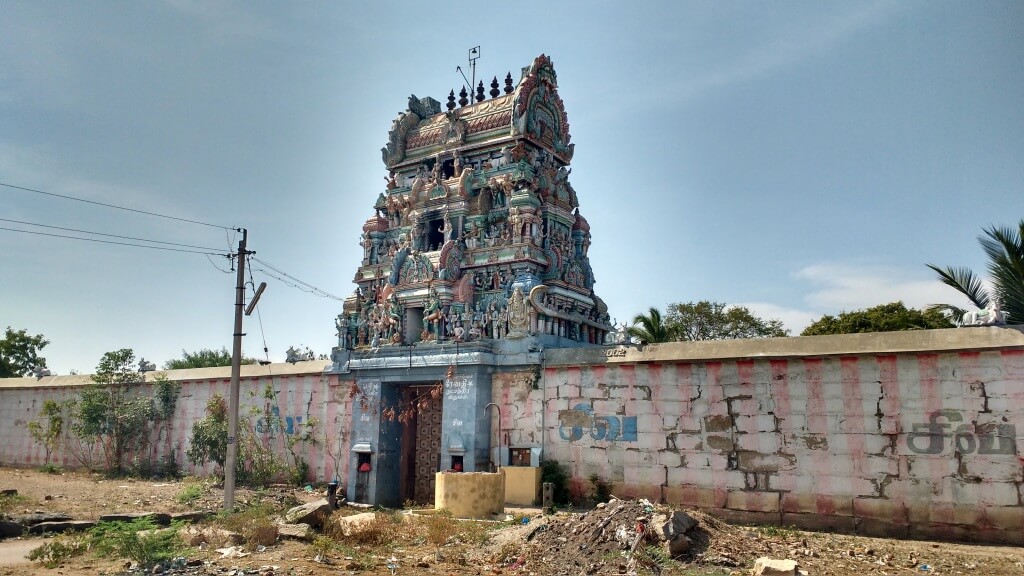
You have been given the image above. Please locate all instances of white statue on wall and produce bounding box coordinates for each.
[961,299,1008,326]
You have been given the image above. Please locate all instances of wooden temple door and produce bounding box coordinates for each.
[400,385,443,505]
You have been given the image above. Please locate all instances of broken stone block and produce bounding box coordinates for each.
[99,512,172,526]
[752,557,800,576]
[332,511,379,536]
[11,512,72,526]
[0,520,24,538]
[661,510,698,540]
[180,525,243,547]
[276,522,313,541]
[665,533,692,556]
[27,520,97,534]
[170,510,212,523]
[283,498,332,528]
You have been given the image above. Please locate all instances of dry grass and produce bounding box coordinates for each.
[324,510,413,550]
[247,523,279,547]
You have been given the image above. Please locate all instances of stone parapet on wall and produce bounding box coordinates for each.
[543,326,1024,365]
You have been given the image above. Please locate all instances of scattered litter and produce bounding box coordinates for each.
[215,545,250,558]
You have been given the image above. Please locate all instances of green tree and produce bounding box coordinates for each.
[0,327,50,377]
[27,399,67,465]
[801,302,954,336]
[627,307,674,343]
[71,349,178,475]
[163,347,256,370]
[927,219,1024,325]
[666,301,789,341]
[186,394,229,471]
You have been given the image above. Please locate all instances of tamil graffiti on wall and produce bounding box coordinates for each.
[906,410,1017,455]
[558,403,637,442]
[255,405,306,435]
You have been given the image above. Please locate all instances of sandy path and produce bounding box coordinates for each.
[0,538,40,567]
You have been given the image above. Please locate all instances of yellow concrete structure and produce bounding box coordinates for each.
[434,471,505,518]
[502,466,541,505]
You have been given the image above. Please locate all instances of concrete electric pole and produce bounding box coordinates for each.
[224,228,251,511]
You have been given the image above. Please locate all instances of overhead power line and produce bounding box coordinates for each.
[0,181,234,231]
[250,256,343,301]
[0,217,225,252]
[0,225,227,256]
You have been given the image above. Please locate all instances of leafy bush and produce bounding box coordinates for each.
[88,518,184,568]
[187,386,319,487]
[176,481,206,505]
[540,460,570,505]
[37,463,62,474]
[0,493,28,516]
[211,502,281,546]
[589,473,614,503]
[27,536,87,567]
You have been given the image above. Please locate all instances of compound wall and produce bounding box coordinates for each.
[0,361,352,483]
[494,327,1024,544]
[3,328,1024,544]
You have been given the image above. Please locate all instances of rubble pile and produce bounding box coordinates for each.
[504,498,776,575]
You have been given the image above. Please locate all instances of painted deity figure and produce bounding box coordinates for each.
[507,286,530,336]
[439,212,454,243]
[386,294,403,341]
[489,302,500,339]
[508,207,523,244]
[422,288,443,339]
[335,314,350,348]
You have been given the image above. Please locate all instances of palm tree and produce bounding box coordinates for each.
[627,307,674,343]
[927,220,1024,325]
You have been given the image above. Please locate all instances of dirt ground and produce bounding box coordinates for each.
[2,467,1024,576]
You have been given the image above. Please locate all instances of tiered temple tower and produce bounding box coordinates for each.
[329,55,612,507]
[336,54,611,350]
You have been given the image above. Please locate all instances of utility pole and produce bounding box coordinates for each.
[224,228,251,511]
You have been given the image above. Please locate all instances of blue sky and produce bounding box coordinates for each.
[2,1,1022,374]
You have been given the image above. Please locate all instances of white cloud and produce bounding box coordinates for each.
[677,2,897,100]
[794,263,973,312]
[740,262,980,334]
[159,0,276,41]
[737,302,820,336]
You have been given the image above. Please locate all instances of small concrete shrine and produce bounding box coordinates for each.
[330,55,611,506]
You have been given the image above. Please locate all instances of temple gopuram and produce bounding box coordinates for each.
[329,55,612,506]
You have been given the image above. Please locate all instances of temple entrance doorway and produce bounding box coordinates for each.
[406,308,423,343]
[399,384,443,505]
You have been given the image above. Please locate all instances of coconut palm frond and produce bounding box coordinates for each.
[925,303,967,326]
[926,264,989,309]
[979,221,1024,324]
[628,307,672,343]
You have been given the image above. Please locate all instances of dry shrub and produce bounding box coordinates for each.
[246,522,279,547]
[420,510,459,549]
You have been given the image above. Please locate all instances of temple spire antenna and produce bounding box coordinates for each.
[455,46,481,105]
